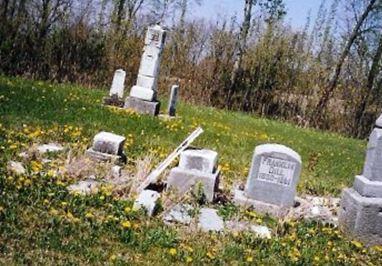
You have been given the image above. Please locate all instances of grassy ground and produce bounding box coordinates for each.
[0,75,381,264]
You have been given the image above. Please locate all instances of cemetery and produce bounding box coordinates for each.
[1,1,382,261]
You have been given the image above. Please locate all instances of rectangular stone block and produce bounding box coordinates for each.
[179,149,218,174]
[109,69,126,98]
[339,188,382,246]
[245,144,302,207]
[92,132,125,155]
[353,175,382,198]
[129,85,156,101]
[167,167,219,202]
[124,97,160,116]
[136,75,157,91]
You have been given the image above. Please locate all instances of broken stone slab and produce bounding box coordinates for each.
[167,167,220,202]
[133,190,160,216]
[339,188,382,246]
[224,222,272,239]
[37,143,64,154]
[179,149,218,174]
[198,208,224,232]
[86,132,126,163]
[67,179,100,195]
[7,161,26,175]
[163,204,193,225]
[124,97,160,116]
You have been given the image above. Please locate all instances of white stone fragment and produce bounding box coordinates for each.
[179,149,218,174]
[37,143,64,154]
[163,204,193,225]
[250,225,272,239]
[67,179,100,195]
[92,132,125,155]
[110,69,126,98]
[7,161,26,175]
[198,208,224,232]
[133,190,160,216]
[111,166,122,179]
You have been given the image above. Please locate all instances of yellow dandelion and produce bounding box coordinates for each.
[186,256,193,263]
[169,248,177,256]
[121,220,131,229]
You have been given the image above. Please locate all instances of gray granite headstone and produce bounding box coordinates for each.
[245,144,302,207]
[339,126,382,246]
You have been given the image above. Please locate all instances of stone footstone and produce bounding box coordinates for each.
[339,188,382,246]
[124,97,160,116]
[198,208,224,232]
[167,167,219,202]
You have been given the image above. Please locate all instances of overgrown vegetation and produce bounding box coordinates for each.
[2,76,381,264]
[1,0,382,138]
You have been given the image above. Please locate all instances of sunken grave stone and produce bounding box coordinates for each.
[86,132,126,163]
[168,85,179,117]
[167,148,219,202]
[234,144,302,217]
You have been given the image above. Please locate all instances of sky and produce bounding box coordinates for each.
[190,0,325,29]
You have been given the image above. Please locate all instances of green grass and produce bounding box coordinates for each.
[0,75,380,264]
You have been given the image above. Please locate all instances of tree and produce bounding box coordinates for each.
[313,0,379,126]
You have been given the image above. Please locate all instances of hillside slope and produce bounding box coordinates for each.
[1,76,380,264]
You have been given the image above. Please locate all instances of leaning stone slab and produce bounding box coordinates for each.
[179,149,218,174]
[339,188,382,246]
[133,189,160,216]
[198,208,224,232]
[124,97,160,116]
[245,144,302,207]
[167,167,219,202]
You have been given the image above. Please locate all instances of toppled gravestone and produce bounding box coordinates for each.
[86,132,126,164]
[167,149,220,202]
[234,144,302,217]
[339,117,382,246]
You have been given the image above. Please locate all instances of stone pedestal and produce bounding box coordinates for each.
[167,149,219,202]
[233,144,302,217]
[339,126,382,246]
[124,97,160,116]
[86,132,127,164]
[103,94,124,108]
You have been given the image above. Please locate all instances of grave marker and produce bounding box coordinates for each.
[86,132,127,163]
[168,85,179,117]
[103,69,126,107]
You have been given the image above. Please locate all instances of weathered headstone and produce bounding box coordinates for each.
[103,69,126,107]
[234,144,302,217]
[339,119,382,246]
[125,25,167,116]
[167,148,219,202]
[86,132,127,163]
[168,85,179,117]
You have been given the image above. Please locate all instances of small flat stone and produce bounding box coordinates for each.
[133,190,160,216]
[7,161,26,175]
[37,144,64,154]
[198,208,224,232]
[250,225,272,239]
[163,204,193,225]
[67,179,100,195]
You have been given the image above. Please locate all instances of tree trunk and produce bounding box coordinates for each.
[313,0,377,125]
[114,0,126,33]
[226,0,255,108]
[355,34,382,137]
